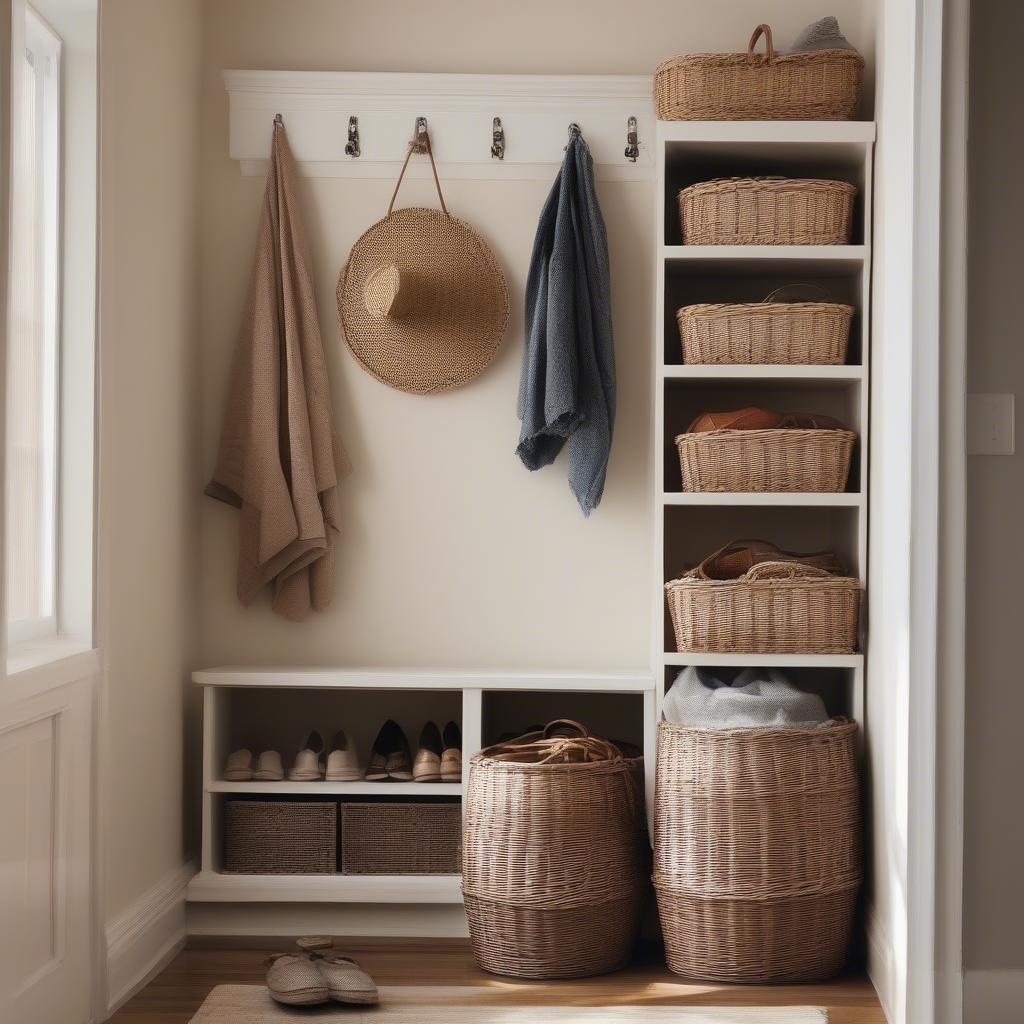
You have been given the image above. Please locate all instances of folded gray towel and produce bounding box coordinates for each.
[787,16,858,53]
[516,131,616,517]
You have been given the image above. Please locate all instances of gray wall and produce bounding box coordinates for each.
[965,0,1024,1002]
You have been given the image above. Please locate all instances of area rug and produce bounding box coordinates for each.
[189,986,828,1022]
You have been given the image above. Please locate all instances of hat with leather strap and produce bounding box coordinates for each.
[337,134,509,395]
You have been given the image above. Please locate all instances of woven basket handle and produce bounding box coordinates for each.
[762,282,834,304]
[748,24,776,62]
[692,538,777,580]
[388,130,449,217]
[542,719,590,739]
[744,560,834,582]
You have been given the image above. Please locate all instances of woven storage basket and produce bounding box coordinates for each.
[654,719,862,982]
[223,800,336,874]
[677,285,853,365]
[665,540,860,654]
[340,801,461,875]
[674,425,855,493]
[654,24,863,121]
[679,177,855,246]
[463,721,647,979]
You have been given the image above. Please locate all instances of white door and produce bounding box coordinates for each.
[0,1,97,1022]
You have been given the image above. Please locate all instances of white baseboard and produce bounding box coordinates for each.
[964,970,1024,1024]
[186,902,469,939]
[867,910,901,1024]
[105,860,198,1016]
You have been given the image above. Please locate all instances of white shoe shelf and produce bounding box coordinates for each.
[653,118,875,726]
[189,667,654,905]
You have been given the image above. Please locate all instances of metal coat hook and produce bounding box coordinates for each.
[344,116,360,157]
[273,113,284,128]
[565,122,581,150]
[411,116,429,153]
[624,115,639,162]
[491,117,505,160]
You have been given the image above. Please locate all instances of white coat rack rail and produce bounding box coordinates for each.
[223,71,655,181]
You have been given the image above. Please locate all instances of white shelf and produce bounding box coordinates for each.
[663,652,864,669]
[663,364,864,382]
[657,120,876,145]
[663,244,868,264]
[663,492,862,507]
[208,780,461,797]
[187,869,463,904]
[193,667,655,692]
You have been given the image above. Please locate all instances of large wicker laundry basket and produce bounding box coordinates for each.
[462,722,647,979]
[654,719,862,982]
[654,24,863,121]
[677,286,853,365]
[679,177,855,246]
[665,540,860,654]
[674,424,856,493]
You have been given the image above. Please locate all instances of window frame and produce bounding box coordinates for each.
[7,5,63,646]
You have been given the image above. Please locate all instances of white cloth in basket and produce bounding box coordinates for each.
[663,666,829,729]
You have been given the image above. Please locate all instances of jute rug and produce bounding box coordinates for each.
[189,986,828,1022]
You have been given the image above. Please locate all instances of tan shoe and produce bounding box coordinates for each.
[253,750,284,781]
[413,721,443,782]
[441,720,462,782]
[266,954,328,1006]
[318,954,379,1005]
[223,748,254,781]
[326,731,360,781]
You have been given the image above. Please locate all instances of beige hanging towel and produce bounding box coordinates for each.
[206,120,349,621]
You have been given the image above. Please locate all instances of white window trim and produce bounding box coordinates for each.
[7,6,62,649]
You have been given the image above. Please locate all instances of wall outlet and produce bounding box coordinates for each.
[966,393,1015,455]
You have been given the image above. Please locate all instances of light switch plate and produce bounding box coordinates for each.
[966,393,1015,455]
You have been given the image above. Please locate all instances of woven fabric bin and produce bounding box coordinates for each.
[223,800,336,874]
[665,540,860,654]
[674,427,855,493]
[341,802,461,875]
[677,288,853,365]
[654,719,862,982]
[463,721,647,979]
[654,24,863,121]
[679,177,855,246]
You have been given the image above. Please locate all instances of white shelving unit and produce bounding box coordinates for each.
[189,668,654,906]
[653,119,875,726]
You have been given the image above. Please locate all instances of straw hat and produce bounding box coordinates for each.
[337,139,509,395]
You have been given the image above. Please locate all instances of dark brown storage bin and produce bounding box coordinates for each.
[341,802,461,875]
[223,800,337,874]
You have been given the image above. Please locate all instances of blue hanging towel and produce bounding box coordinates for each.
[515,131,616,516]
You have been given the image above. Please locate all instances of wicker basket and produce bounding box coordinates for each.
[654,24,863,121]
[463,721,647,979]
[340,802,461,875]
[679,177,855,246]
[674,425,855,493]
[223,800,336,874]
[654,719,862,982]
[665,540,860,654]
[677,285,853,365]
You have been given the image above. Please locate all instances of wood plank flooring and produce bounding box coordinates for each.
[107,940,885,1023]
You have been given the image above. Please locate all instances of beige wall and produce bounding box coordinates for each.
[98,0,203,919]
[197,0,875,672]
[964,0,1024,980]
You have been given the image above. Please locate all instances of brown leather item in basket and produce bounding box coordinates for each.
[462,720,647,979]
[665,540,860,654]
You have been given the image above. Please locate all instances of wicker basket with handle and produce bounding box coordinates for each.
[679,177,855,246]
[674,412,856,493]
[665,540,860,654]
[654,718,862,982]
[654,24,863,121]
[462,721,647,979]
[677,284,854,365]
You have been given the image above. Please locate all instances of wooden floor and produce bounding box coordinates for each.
[107,940,885,1023]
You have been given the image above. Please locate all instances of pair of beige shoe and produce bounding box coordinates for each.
[266,936,377,1007]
